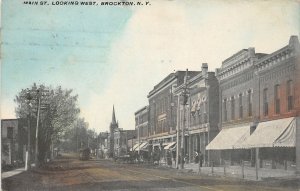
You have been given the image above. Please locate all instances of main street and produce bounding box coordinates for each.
[2,154,299,191]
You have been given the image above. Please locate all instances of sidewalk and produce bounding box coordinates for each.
[160,160,297,181]
[1,164,36,179]
[1,167,26,179]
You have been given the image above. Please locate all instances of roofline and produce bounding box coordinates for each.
[134,106,149,115]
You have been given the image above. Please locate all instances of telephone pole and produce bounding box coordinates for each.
[35,89,41,167]
[25,90,33,170]
[181,69,189,169]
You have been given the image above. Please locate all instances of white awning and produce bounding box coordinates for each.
[137,142,148,151]
[130,143,141,151]
[164,142,176,150]
[206,125,250,150]
[237,117,296,148]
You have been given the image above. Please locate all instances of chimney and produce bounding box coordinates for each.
[289,36,300,50]
[201,63,208,77]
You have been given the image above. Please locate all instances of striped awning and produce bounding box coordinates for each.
[237,117,296,148]
[137,142,148,151]
[130,143,141,151]
[164,142,176,150]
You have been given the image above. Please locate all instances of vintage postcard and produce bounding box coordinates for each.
[1,0,300,190]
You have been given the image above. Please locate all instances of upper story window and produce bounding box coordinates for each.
[247,90,252,117]
[263,88,268,116]
[274,84,280,114]
[239,93,243,119]
[7,127,13,139]
[223,98,227,122]
[231,96,235,120]
[287,80,294,111]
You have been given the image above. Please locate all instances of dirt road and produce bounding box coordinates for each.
[2,154,299,191]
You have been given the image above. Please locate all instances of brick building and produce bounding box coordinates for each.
[134,106,149,153]
[147,70,199,155]
[238,36,300,171]
[207,36,300,172]
[206,47,265,165]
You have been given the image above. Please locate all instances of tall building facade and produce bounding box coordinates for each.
[207,48,265,165]
[244,36,300,170]
[134,106,149,153]
[207,36,300,171]
[147,71,199,151]
[174,64,219,165]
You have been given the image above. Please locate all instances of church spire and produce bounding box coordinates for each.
[112,105,117,125]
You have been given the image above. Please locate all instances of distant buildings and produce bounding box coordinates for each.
[134,106,149,154]
[102,106,136,158]
[1,119,28,165]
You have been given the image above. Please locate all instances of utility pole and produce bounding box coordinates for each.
[138,116,140,156]
[181,69,189,169]
[33,87,49,168]
[35,89,41,167]
[25,90,32,170]
[176,95,180,169]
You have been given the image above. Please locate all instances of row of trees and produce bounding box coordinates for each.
[15,83,97,166]
[61,118,98,153]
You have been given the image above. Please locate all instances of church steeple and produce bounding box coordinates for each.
[112,105,117,125]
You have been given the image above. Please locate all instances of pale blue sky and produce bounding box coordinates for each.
[1,0,299,132]
[1,0,132,123]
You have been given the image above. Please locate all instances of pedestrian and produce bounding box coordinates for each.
[172,150,176,165]
[167,150,172,166]
[194,150,199,163]
[199,151,204,167]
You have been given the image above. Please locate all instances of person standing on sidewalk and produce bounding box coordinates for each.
[194,150,199,163]
[199,151,204,167]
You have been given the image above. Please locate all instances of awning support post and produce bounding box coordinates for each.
[241,160,245,179]
[296,117,300,174]
[255,147,259,180]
